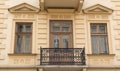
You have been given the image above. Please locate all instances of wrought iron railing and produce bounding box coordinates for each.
[40,48,85,65]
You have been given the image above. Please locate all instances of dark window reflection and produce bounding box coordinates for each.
[54,36,59,48]
[63,36,69,48]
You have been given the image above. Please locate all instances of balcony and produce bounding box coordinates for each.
[40,48,85,65]
[40,0,84,12]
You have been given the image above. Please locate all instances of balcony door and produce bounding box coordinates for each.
[50,20,73,48]
[49,20,73,65]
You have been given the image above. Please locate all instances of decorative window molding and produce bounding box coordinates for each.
[10,20,36,54]
[8,3,39,13]
[87,20,113,54]
[83,4,113,14]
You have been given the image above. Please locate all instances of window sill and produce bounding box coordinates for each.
[87,54,115,56]
[8,53,37,56]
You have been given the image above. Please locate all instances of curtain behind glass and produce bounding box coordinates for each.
[16,36,23,53]
[54,36,59,48]
[100,36,108,54]
[16,23,32,54]
[91,36,99,54]
[25,36,31,53]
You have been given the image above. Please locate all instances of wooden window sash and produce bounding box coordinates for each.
[15,23,32,54]
[91,24,108,54]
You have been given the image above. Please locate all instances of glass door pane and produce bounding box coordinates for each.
[62,24,70,32]
[52,23,60,32]
[63,36,69,48]
[54,36,60,48]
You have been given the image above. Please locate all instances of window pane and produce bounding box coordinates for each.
[62,24,70,32]
[99,36,108,54]
[99,24,107,33]
[16,35,23,53]
[24,36,31,53]
[52,23,60,32]
[63,36,69,48]
[18,24,24,32]
[54,36,59,48]
[17,24,32,32]
[91,24,97,33]
[91,36,99,54]
[16,23,32,54]
[91,23,109,54]
[25,25,32,32]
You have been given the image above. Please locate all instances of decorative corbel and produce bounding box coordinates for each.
[77,0,84,12]
[40,0,45,11]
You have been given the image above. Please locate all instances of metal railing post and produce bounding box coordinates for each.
[40,46,42,65]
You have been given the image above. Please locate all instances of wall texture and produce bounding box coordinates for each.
[0,0,120,70]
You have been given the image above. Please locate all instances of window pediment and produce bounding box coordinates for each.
[83,4,113,14]
[8,3,39,13]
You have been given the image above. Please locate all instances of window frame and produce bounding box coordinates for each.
[90,23,109,54]
[49,20,73,48]
[14,22,32,54]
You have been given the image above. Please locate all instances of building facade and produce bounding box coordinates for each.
[0,0,120,71]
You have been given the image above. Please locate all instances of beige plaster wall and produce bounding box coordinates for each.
[7,0,39,8]
[83,0,114,9]
[87,69,120,71]
[0,0,9,65]
[74,13,85,48]
[111,0,120,66]
[0,69,36,71]
[0,0,119,67]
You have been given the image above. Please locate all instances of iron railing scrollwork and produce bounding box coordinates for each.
[40,48,85,65]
